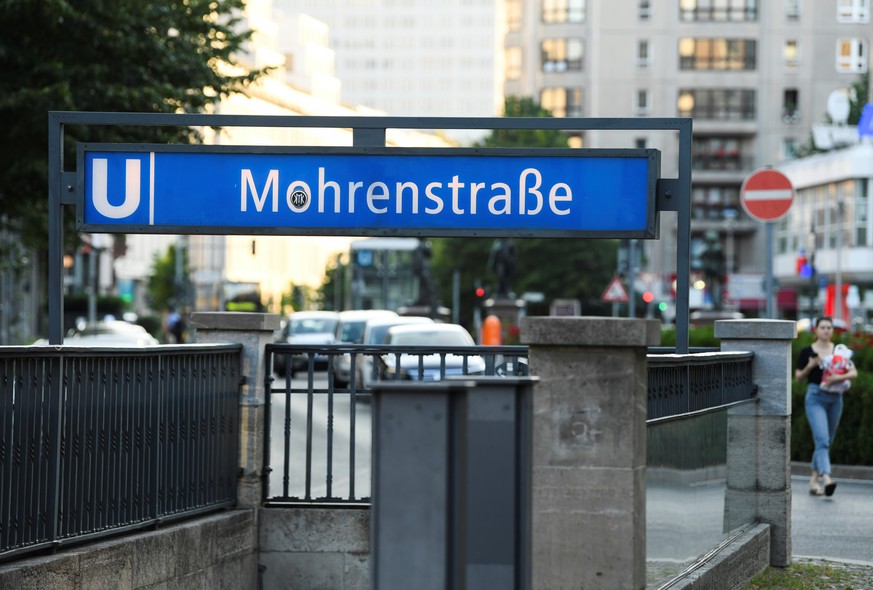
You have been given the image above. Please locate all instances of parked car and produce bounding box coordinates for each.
[332,309,397,386]
[355,315,435,388]
[273,311,340,376]
[34,320,159,347]
[377,323,486,381]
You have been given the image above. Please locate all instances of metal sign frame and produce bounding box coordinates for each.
[48,112,693,350]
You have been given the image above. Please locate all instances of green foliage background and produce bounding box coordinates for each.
[662,326,873,466]
[790,330,873,466]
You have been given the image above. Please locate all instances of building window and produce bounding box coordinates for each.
[636,90,651,116]
[783,40,799,68]
[541,38,584,72]
[541,87,584,117]
[505,47,522,80]
[679,38,756,70]
[679,0,758,22]
[542,0,585,24]
[837,0,870,22]
[637,40,652,67]
[783,89,800,123]
[639,0,651,20]
[506,0,522,30]
[786,0,801,20]
[677,89,756,121]
[690,186,742,221]
[836,38,868,73]
[781,138,800,160]
[692,137,743,170]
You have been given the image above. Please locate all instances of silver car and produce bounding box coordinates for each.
[355,315,435,388]
[332,309,397,386]
[273,311,340,376]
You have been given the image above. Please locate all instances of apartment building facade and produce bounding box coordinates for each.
[504,0,870,317]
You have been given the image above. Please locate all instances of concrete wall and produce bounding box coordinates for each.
[0,510,257,590]
[259,508,369,590]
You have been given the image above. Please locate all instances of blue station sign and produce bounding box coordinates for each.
[78,144,660,238]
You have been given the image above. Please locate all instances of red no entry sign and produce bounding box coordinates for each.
[740,168,795,222]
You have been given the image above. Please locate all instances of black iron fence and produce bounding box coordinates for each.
[263,343,528,505]
[0,344,241,562]
[263,344,756,505]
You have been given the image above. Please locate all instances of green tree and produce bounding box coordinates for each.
[0,0,265,250]
[473,97,571,148]
[146,244,187,313]
[431,97,618,329]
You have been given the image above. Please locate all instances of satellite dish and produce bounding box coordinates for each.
[827,90,850,125]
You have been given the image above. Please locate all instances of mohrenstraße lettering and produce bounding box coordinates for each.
[240,167,572,217]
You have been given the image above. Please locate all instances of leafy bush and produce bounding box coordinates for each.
[661,326,873,466]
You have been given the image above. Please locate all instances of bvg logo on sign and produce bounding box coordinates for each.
[85,153,152,225]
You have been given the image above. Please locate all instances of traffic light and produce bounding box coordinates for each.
[642,291,655,304]
[475,286,488,306]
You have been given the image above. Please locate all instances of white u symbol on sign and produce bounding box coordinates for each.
[92,158,141,219]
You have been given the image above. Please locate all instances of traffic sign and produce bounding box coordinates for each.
[601,276,629,303]
[740,168,795,222]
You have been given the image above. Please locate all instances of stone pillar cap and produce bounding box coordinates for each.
[189,311,280,331]
[521,316,660,347]
[714,319,797,340]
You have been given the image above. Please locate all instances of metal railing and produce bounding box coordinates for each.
[647,350,756,422]
[263,343,528,505]
[263,345,757,505]
[0,344,242,562]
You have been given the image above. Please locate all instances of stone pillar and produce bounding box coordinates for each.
[521,317,659,590]
[189,312,280,510]
[715,319,796,567]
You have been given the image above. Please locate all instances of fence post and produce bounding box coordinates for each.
[715,319,796,567]
[521,316,659,590]
[190,312,280,510]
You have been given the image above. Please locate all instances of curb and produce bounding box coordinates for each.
[791,462,873,481]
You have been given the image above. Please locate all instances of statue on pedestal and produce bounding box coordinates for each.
[488,238,518,299]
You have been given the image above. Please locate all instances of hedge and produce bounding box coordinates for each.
[660,327,873,467]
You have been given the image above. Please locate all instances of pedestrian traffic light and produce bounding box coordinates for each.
[642,291,655,304]
[475,287,486,299]
[658,301,668,312]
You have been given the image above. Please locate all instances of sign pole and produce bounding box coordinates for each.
[765,222,775,318]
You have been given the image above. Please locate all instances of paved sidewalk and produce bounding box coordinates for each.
[790,463,873,566]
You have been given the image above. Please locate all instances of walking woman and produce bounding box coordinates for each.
[794,317,857,496]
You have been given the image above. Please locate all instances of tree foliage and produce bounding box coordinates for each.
[431,97,618,329]
[473,97,571,148]
[146,244,187,313]
[0,0,265,249]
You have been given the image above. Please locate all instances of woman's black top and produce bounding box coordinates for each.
[798,345,823,385]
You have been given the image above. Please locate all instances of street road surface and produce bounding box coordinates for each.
[266,373,372,501]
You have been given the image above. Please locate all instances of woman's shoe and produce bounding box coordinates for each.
[809,487,824,496]
[824,482,837,496]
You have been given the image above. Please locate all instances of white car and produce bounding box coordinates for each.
[378,323,485,381]
[274,311,340,376]
[332,309,397,386]
[355,315,435,388]
[34,320,159,347]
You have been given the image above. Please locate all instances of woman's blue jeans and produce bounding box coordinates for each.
[805,384,843,476]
